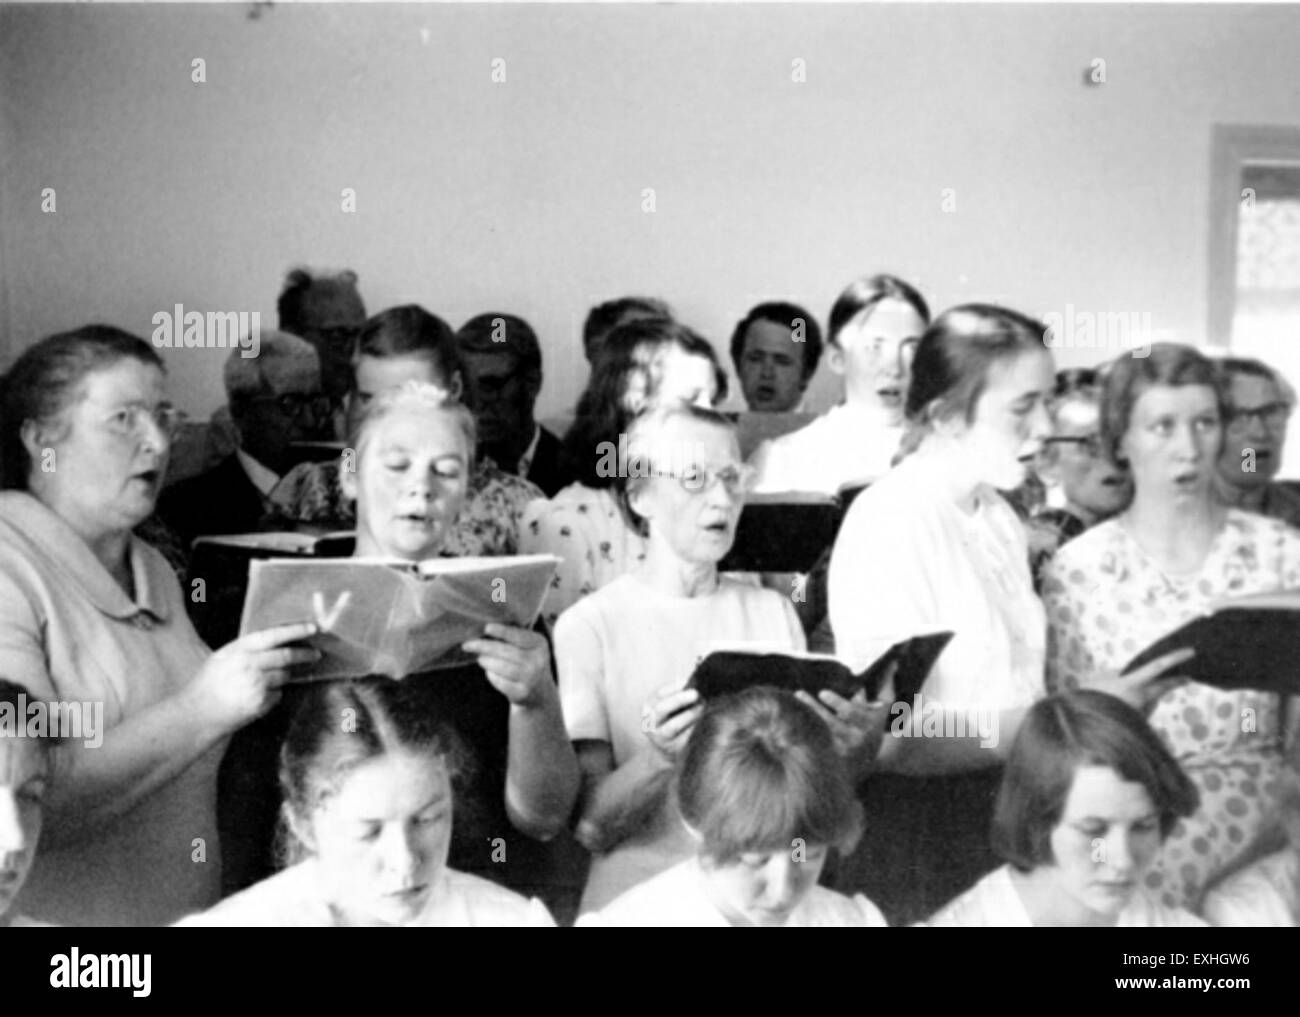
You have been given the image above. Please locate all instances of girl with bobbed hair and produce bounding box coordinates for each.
[826,305,1186,924]
[522,317,730,627]
[0,325,317,925]
[579,687,886,927]
[927,689,1204,926]
[1043,342,1300,911]
[177,676,554,926]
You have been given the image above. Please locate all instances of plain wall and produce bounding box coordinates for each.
[3,3,1299,423]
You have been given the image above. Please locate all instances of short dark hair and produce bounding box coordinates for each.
[277,267,362,335]
[277,676,471,867]
[991,690,1198,872]
[1100,343,1228,466]
[456,313,542,377]
[0,325,163,490]
[562,317,728,488]
[675,687,862,865]
[582,296,672,361]
[827,274,930,350]
[352,305,462,391]
[1219,356,1294,409]
[729,302,824,382]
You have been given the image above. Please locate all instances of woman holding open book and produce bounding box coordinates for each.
[1042,343,1300,912]
[339,380,580,901]
[827,305,1185,925]
[0,326,319,925]
[555,404,884,913]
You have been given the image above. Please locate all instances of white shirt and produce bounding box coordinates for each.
[516,423,542,479]
[748,403,904,495]
[236,448,281,497]
[577,858,889,927]
[556,573,806,764]
[1202,849,1298,927]
[925,865,1207,927]
[174,862,555,927]
[555,571,806,911]
[828,452,1046,711]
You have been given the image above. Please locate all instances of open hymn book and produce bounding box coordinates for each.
[689,632,953,706]
[238,554,560,680]
[1121,588,1300,696]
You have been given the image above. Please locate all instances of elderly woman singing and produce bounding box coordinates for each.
[0,326,317,925]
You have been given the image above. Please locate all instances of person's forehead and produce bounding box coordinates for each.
[263,360,321,397]
[1060,764,1155,819]
[322,749,451,814]
[982,349,1054,398]
[743,319,798,355]
[356,354,443,389]
[79,359,165,403]
[369,407,467,456]
[843,298,926,343]
[1229,372,1280,405]
[1132,382,1218,416]
[645,416,737,460]
[462,349,521,379]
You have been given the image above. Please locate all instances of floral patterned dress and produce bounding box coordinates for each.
[520,483,649,630]
[265,457,542,556]
[1041,509,1300,910]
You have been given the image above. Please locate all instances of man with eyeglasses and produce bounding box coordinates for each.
[158,331,335,550]
[1214,356,1300,529]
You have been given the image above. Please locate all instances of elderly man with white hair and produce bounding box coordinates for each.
[158,330,334,549]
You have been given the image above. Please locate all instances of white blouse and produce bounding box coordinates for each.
[925,865,1207,927]
[748,403,904,496]
[828,452,1046,712]
[174,862,555,927]
[577,858,889,928]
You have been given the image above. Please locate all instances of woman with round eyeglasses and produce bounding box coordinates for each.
[1025,367,1133,585]
[1043,343,1300,911]
[0,326,319,925]
[1213,356,1300,529]
[522,317,731,628]
[555,404,883,913]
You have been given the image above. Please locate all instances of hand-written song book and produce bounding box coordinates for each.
[238,554,560,680]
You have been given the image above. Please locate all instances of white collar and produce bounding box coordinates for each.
[236,448,282,497]
[517,424,542,477]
